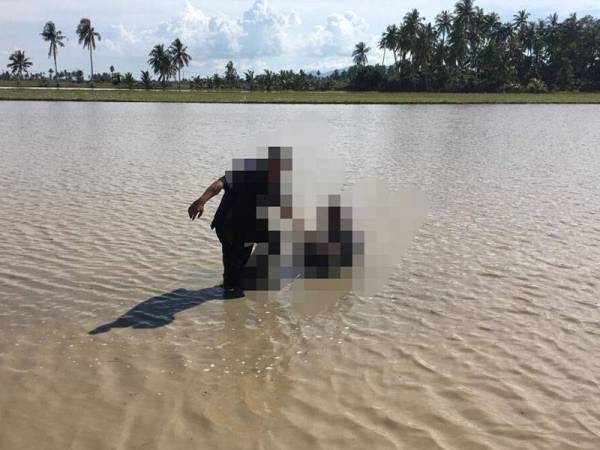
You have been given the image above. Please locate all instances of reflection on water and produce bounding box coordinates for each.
[1,102,600,449]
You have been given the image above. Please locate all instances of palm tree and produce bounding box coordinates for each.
[454,0,475,27]
[7,50,33,82]
[225,60,238,84]
[377,37,386,65]
[140,70,152,89]
[547,13,559,27]
[76,18,101,81]
[123,72,134,89]
[40,21,65,79]
[435,11,452,45]
[262,69,274,90]
[379,25,399,65]
[450,0,475,69]
[352,42,370,66]
[148,44,173,87]
[403,9,425,63]
[244,70,255,89]
[513,10,530,31]
[393,25,411,69]
[168,38,191,89]
[388,25,401,65]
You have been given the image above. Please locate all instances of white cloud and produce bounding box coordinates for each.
[152,0,303,59]
[304,11,369,57]
[117,24,144,45]
[159,3,241,57]
[153,1,369,64]
[102,0,365,67]
[239,0,300,56]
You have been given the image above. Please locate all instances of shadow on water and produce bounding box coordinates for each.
[89,285,242,335]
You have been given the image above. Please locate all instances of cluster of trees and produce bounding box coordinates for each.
[187,63,339,91]
[4,1,600,92]
[0,68,85,83]
[356,0,600,92]
[147,39,191,88]
[5,18,101,83]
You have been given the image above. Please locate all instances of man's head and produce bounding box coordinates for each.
[266,146,292,184]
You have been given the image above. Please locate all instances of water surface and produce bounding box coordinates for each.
[1,102,599,449]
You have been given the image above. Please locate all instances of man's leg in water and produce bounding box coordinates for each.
[216,226,253,289]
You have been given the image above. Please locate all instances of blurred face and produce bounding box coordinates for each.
[266,146,292,184]
[267,157,281,183]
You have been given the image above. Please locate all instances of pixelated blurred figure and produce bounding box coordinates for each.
[188,146,366,295]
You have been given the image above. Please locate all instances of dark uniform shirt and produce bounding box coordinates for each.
[210,164,273,245]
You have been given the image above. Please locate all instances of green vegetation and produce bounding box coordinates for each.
[3,1,600,93]
[147,39,192,89]
[6,51,33,83]
[364,3,600,92]
[1,88,599,104]
[123,73,134,89]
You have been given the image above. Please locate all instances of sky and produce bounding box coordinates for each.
[1,0,599,77]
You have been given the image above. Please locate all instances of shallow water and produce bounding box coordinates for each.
[1,102,599,449]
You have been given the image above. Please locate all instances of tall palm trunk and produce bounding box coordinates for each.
[178,69,181,90]
[382,48,386,65]
[53,52,58,80]
[89,46,94,82]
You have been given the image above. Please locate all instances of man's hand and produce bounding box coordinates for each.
[188,178,224,221]
[188,198,205,220]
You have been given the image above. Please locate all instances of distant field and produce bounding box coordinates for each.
[1,88,599,104]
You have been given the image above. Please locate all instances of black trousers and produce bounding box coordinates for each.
[215,226,253,288]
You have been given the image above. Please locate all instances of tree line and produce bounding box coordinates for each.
[354,0,600,92]
[4,1,600,92]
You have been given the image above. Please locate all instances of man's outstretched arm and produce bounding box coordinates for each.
[188,178,225,220]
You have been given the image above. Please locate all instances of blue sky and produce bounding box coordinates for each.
[1,0,599,77]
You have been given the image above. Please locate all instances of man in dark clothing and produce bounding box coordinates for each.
[189,146,364,296]
[188,147,290,296]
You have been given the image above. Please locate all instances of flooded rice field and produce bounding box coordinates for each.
[1,102,599,449]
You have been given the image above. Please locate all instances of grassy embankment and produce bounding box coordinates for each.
[1,87,599,104]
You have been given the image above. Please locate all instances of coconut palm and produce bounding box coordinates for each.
[547,13,559,27]
[261,69,274,90]
[140,70,152,89]
[7,50,33,83]
[76,18,101,81]
[123,72,134,89]
[450,0,476,69]
[148,44,173,86]
[454,0,475,27]
[168,38,191,89]
[435,11,452,44]
[402,9,425,63]
[40,21,65,79]
[352,42,370,66]
[378,25,398,65]
[513,10,530,31]
[225,61,238,84]
[403,9,424,37]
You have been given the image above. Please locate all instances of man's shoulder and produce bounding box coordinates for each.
[220,174,231,192]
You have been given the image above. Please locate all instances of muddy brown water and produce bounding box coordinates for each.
[1,102,599,449]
